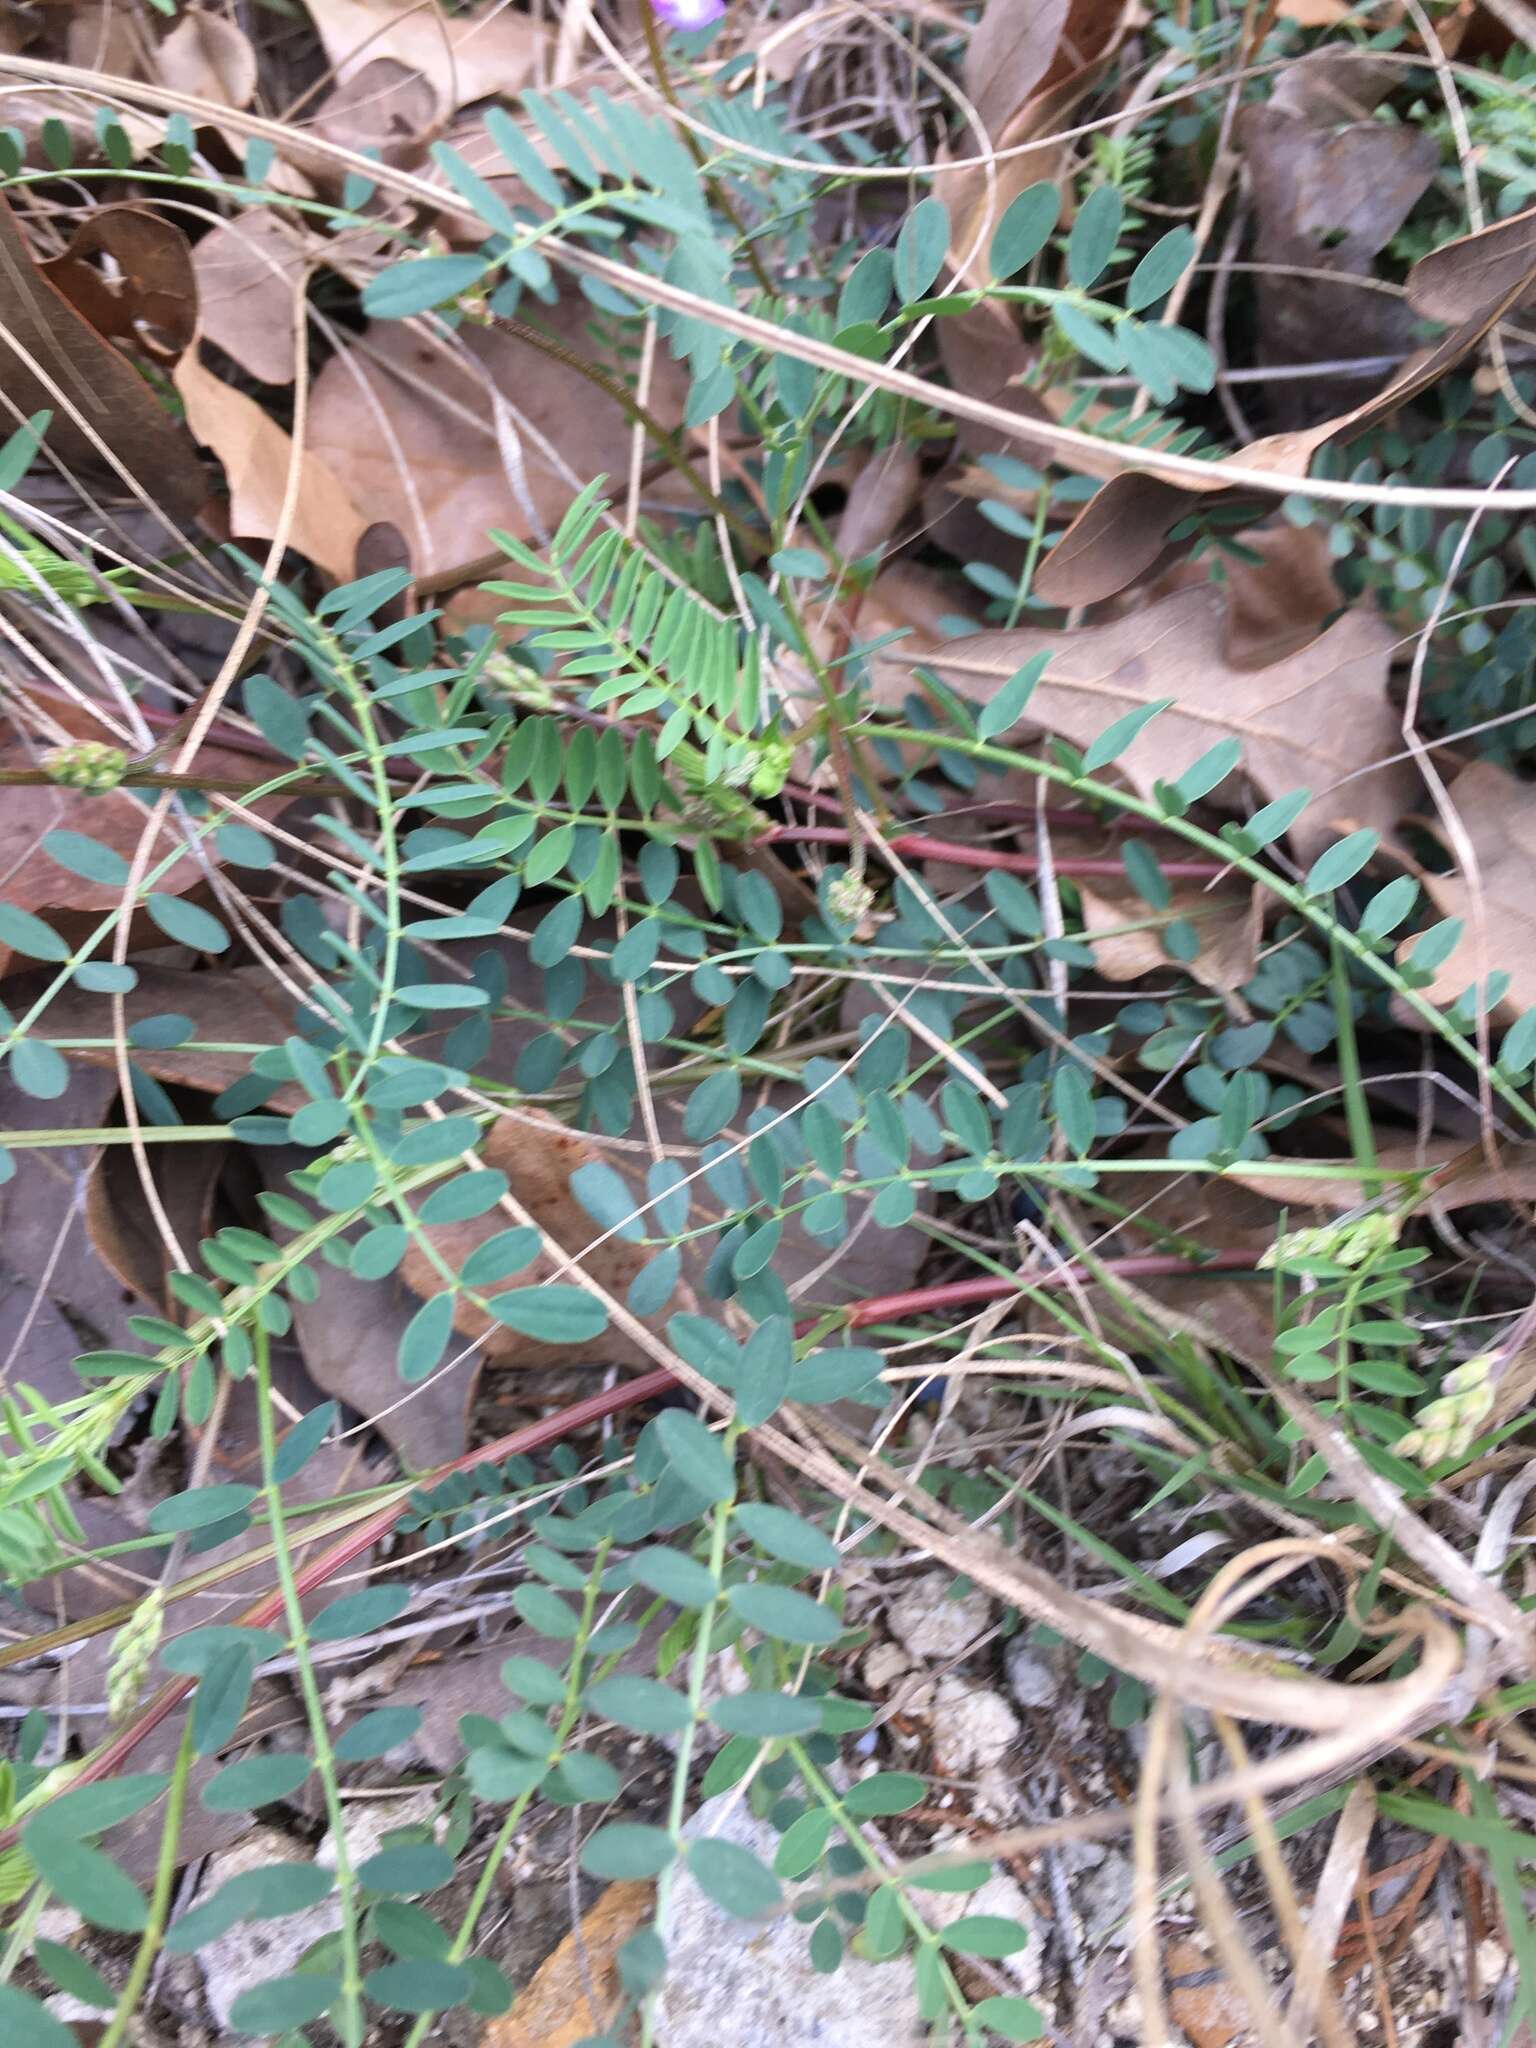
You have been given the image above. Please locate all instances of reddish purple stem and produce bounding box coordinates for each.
[762,824,1227,881]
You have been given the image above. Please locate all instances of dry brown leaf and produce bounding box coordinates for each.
[1395,759,1536,1023]
[0,712,281,980]
[0,1065,147,1415]
[1165,1936,1254,2048]
[1078,876,1261,995]
[305,301,687,580]
[85,1129,226,1314]
[1099,1173,1303,1366]
[307,58,441,173]
[23,965,294,1100]
[400,1111,678,1372]
[155,9,258,108]
[1216,523,1346,668]
[306,0,548,116]
[1113,520,1346,667]
[39,204,198,362]
[1229,1136,1536,1212]
[1236,74,1436,388]
[482,1880,656,2048]
[963,0,1125,150]
[0,5,160,165]
[906,585,1411,863]
[192,213,310,385]
[1406,198,1536,323]
[1035,205,1536,605]
[834,442,923,564]
[0,191,207,523]
[259,1146,482,1469]
[174,343,369,582]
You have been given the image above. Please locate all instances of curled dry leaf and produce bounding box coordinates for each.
[0,192,207,523]
[261,1146,482,1470]
[1405,198,1536,323]
[1208,522,1345,668]
[40,204,198,362]
[1035,205,1536,604]
[305,0,549,116]
[192,213,311,385]
[1398,759,1536,1023]
[936,0,1125,482]
[481,1880,657,2048]
[306,300,688,582]
[1110,519,1346,668]
[175,342,369,582]
[835,442,923,564]
[905,584,1411,863]
[1232,1137,1536,1212]
[154,9,259,109]
[0,3,159,164]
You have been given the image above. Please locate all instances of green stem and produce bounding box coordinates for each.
[639,1435,738,2048]
[98,1718,195,2048]
[252,1321,366,2043]
[1329,932,1379,1175]
[400,1541,613,2048]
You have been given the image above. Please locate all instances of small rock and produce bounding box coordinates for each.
[195,1827,337,2029]
[197,1801,437,2026]
[34,1903,83,1945]
[1077,1848,1135,1945]
[885,1572,993,1666]
[655,1794,931,2047]
[918,1843,1043,1999]
[320,1787,438,1871]
[930,1677,1020,1779]
[862,1642,913,1692]
[1003,1636,1059,1710]
[44,1992,106,2026]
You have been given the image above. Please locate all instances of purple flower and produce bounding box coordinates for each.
[651,0,726,30]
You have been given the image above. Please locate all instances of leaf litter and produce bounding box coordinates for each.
[0,3,1534,2043]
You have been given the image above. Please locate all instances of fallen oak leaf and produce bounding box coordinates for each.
[191,212,311,385]
[1403,190,1536,324]
[153,8,258,110]
[174,340,369,583]
[0,709,289,980]
[399,1110,682,1373]
[1236,57,1437,389]
[17,964,296,1102]
[1395,758,1536,1024]
[305,297,688,581]
[897,585,1412,864]
[305,0,549,117]
[963,0,1126,157]
[1077,872,1262,996]
[85,1122,226,1316]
